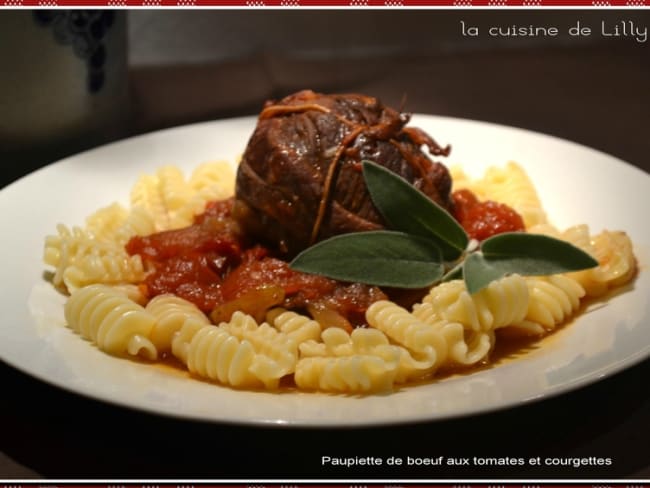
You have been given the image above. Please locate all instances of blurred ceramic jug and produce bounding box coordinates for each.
[0,10,130,184]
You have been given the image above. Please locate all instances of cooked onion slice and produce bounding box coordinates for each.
[307,302,353,333]
[210,285,285,324]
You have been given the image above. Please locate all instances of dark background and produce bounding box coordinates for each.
[1,8,649,480]
[2,9,649,186]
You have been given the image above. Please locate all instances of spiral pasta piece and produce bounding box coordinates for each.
[84,203,156,245]
[270,309,322,345]
[145,294,210,352]
[167,162,237,227]
[449,166,487,200]
[44,224,127,290]
[295,328,404,393]
[299,327,389,357]
[441,324,495,366]
[130,166,196,231]
[451,162,548,227]
[44,204,155,294]
[158,166,207,229]
[300,327,435,384]
[130,163,236,231]
[219,311,298,375]
[417,281,481,330]
[156,165,193,213]
[578,230,637,295]
[112,206,158,244]
[185,322,292,389]
[62,251,147,293]
[417,275,529,332]
[410,307,495,366]
[189,160,236,195]
[295,354,400,393]
[186,325,263,388]
[111,284,148,306]
[64,284,157,360]
[175,311,302,388]
[171,317,210,364]
[524,275,585,330]
[529,224,637,297]
[412,276,529,365]
[366,300,448,369]
[480,162,548,228]
[84,203,130,243]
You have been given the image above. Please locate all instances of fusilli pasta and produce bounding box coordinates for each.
[451,162,547,227]
[64,284,158,360]
[145,294,210,352]
[416,275,530,332]
[366,300,448,370]
[524,275,585,330]
[528,224,637,297]
[44,157,638,394]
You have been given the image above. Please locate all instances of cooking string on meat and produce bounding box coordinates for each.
[235,90,454,257]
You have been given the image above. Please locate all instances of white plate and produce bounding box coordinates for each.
[2,115,649,427]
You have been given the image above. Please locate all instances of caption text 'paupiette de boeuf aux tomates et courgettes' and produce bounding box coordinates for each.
[45,90,637,393]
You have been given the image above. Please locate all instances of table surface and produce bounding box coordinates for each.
[2,38,650,480]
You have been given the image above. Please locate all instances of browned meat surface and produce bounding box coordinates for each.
[234,89,453,256]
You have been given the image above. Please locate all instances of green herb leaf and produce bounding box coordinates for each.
[362,160,468,261]
[290,230,444,288]
[481,232,599,274]
[462,232,600,294]
[462,252,510,294]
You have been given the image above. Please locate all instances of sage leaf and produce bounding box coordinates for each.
[462,252,510,294]
[481,232,599,274]
[362,160,468,260]
[290,230,444,288]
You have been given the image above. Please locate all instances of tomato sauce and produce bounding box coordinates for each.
[452,189,525,241]
[126,190,524,324]
[125,198,244,312]
[125,198,386,324]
